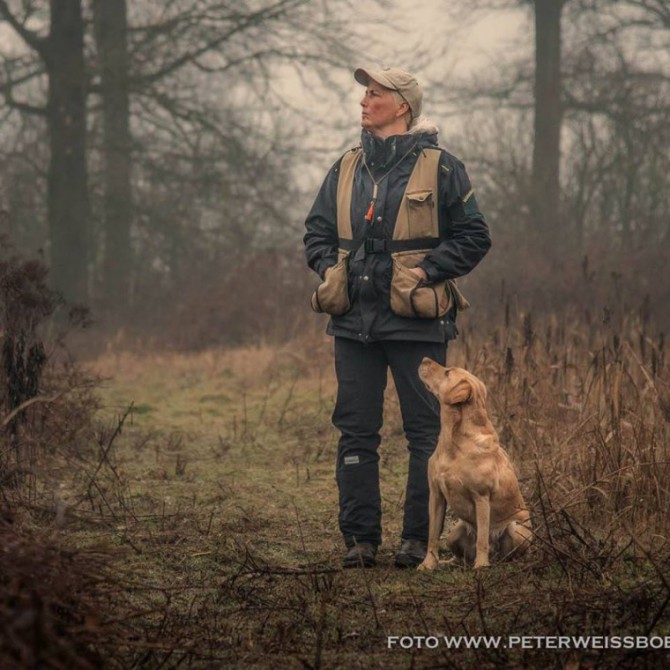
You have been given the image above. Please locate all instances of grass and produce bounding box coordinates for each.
[4,307,670,668]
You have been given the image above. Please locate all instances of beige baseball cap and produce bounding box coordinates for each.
[354,66,423,120]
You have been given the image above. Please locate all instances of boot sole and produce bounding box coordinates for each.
[394,555,424,569]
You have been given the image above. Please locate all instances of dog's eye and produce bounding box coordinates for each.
[444,370,450,377]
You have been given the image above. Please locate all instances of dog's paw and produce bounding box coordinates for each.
[417,556,438,571]
[473,559,490,570]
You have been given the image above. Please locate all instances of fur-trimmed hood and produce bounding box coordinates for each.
[407,116,439,136]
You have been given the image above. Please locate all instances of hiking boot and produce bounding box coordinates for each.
[394,538,427,568]
[342,542,377,568]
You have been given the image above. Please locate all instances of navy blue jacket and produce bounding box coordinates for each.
[304,128,491,343]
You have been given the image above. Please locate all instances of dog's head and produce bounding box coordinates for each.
[418,359,487,409]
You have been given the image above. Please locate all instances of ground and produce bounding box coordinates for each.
[9,319,670,669]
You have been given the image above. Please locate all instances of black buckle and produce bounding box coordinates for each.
[364,239,387,254]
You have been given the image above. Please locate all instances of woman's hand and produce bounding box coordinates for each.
[409,267,428,282]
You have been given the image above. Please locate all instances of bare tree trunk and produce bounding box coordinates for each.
[531,0,565,256]
[45,0,89,303]
[94,0,132,310]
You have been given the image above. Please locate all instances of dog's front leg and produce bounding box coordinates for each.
[417,480,445,571]
[473,494,491,569]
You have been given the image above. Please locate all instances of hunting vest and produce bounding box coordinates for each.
[311,147,469,318]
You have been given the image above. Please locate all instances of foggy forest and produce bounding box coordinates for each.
[1,0,669,668]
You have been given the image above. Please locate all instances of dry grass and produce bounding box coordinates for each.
[3,303,670,669]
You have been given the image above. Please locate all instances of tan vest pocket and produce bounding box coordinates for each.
[311,250,351,316]
[405,190,435,238]
[447,279,470,312]
[390,251,452,319]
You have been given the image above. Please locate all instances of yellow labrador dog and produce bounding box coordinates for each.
[417,360,532,570]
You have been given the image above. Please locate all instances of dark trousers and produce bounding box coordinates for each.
[332,337,447,548]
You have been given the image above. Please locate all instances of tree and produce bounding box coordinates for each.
[0,0,90,304]
[438,0,571,258]
[561,0,670,247]
[530,0,567,253]
[443,0,670,249]
[93,0,132,309]
[2,0,368,314]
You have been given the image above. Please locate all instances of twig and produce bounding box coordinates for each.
[1,390,70,428]
[87,403,134,491]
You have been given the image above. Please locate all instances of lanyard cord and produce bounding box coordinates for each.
[362,142,418,224]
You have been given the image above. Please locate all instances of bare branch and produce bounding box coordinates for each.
[0,0,49,59]
[624,0,670,28]
[130,0,306,86]
[0,59,46,116]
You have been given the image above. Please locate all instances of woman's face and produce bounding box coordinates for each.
[360,80,407,137]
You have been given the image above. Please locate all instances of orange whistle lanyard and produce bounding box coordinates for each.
[365,184,379,223]
[362,142,417,226]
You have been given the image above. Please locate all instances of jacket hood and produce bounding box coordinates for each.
[361,117,439,171]
[408,116,439,136]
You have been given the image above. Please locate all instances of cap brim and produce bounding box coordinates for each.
[354,68,371,86]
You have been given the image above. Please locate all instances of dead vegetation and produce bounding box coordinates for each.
[2,267,670,668]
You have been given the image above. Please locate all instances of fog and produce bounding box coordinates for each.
[2,4,670,666]
[0,0,668,338]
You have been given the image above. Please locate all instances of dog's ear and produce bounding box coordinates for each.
[445,379,473,405]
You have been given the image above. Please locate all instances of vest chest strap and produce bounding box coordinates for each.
[339,237,440,256]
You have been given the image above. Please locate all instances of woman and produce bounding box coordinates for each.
[304,67,491,568]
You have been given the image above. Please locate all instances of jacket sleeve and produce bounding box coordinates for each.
[303,160,341,280]
[417,153,491,282]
